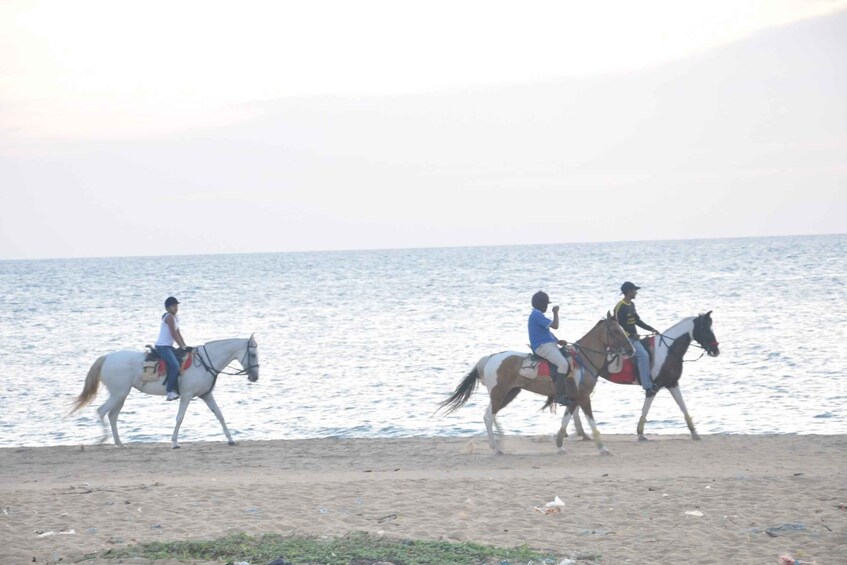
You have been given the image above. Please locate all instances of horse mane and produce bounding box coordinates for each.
[664,316,696,336]
[202,337,247,346]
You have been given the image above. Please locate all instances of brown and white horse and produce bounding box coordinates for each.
[438,314,633,455]
[566,312,720,441]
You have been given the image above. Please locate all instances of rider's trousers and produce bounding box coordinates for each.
[630,338,653,390]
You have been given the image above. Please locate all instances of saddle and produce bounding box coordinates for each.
[519,346,575,380]
[141,346,193,383]
[606,335,655,385]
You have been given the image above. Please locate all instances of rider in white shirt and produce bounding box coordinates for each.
[155,296,189,401]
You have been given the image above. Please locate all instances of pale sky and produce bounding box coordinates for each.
[1,1,845,259]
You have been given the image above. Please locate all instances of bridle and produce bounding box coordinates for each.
[572,318,632,378]
[194,340,260,396]
[655,316,719,362]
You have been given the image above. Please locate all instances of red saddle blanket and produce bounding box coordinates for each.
[155,353,193,376]
[534,360,553,378]
[606,336,654,385]
[606,358,638,384]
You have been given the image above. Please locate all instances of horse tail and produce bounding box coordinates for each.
[70,355,106,413]
[436,364,481,415]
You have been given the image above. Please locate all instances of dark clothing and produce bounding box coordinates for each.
[614,299,655,338]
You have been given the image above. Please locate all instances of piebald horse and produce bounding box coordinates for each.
[564,312,720,441]
[71,336,259,449]
[438,314,633,455]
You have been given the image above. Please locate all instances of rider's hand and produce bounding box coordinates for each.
[183,346,194,352]
[557,339,568,346]
[552,305,560,314]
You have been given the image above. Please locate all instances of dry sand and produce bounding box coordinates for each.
[1,434,845,564]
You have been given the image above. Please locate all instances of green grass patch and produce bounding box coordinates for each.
[97,531,562,564]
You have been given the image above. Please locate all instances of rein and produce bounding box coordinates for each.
[653,330,718,363]
[572,321,629,378]
[194,342,259,397]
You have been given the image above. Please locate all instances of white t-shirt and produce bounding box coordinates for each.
[155,313,180,347]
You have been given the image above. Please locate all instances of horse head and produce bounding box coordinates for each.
[603,312,635,357]
[245,333,260,382]
[693,311,720,357]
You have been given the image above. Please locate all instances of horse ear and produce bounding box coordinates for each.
[249,332,255,342]
[606,311,612,319]
[705,310,712,318]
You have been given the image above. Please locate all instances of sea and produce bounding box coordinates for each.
[0,234,844,448]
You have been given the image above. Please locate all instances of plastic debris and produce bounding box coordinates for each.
[534,495,565,514]
[778,555,814,565]
[685,510,704,517]
[36,529,75,537]
[546,495,565,508]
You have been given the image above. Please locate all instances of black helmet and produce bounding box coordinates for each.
[531,291,549,310]
[164,296,180,308]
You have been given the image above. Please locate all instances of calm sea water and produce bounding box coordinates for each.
[0,235,844,447]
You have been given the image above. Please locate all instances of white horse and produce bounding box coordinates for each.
[71,336,259,449]
[566,312,720,441]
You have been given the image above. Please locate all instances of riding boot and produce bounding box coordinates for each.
[553,371,569,406]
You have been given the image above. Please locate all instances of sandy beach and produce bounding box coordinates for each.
[1,434,844,564]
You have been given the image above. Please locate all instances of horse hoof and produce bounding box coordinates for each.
[495,450,504,456]
[172,445,181,450]
[557,447,566,455]
[637,435,648,442]
[599,448,611,456]
[581,435,592,442]
[692,433,701,441]
[228,440,236,446]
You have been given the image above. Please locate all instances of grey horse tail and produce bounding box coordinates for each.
[70,355,106,413]
[436,365,481,415]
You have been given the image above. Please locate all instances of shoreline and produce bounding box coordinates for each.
[2,434,845,564]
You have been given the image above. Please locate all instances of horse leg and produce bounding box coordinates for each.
[106,398,127,448]
[200,392,235,446]
[571,407,590,440]
[637,395,657,441]
[579,398,610,455]
[483,403,502,454]
[96,394,127,447]
[170,396,192,449]
[668,386,700,440]
[483,386,520,455]
[555,407,575,453]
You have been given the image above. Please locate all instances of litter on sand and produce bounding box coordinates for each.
[778,555,816,565]
[534,495,565,514]
[36,529,75,537]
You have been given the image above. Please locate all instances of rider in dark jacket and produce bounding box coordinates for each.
[614,282,659,395]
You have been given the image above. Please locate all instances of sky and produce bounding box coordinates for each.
[1,0,845,259]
